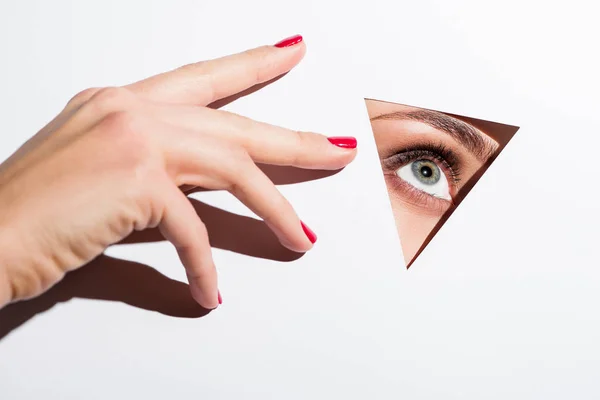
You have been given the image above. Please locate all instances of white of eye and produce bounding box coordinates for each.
[396,160,451,200]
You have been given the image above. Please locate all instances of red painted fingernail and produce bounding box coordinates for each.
[274,34,303,48]
[301,221,317,244]
[218,290,223,305]
[328,136,357,149]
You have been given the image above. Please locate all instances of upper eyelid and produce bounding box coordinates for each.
[381,141,461,165]
[381,147,462,185]
[371,110,498,162]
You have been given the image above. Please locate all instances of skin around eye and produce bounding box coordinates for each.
[396,159,451,201]
[380,144,460,213]
[365,99,500,265]
[382,151,457,217]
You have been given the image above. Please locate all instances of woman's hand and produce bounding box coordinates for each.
[0,35,357,310]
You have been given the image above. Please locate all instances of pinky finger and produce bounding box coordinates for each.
[158,184,219,309]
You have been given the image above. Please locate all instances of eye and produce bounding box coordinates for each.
[395,159,451,200]
[381,143,461,206]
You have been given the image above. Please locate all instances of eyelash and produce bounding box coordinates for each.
[383,142,462,182]
[381,142,462,208]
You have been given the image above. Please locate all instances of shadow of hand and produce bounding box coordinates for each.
[0,162,343,341]
[0,255,209,341]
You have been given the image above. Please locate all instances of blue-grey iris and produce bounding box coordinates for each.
[411,160,440,185]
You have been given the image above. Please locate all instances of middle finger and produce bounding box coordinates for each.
[143,103,358,170]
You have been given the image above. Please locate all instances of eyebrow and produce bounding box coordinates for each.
[370,109,498,162]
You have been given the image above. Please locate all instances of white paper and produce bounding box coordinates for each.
[1,1,599,399]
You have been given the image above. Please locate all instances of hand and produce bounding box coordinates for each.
[0,35,357,310]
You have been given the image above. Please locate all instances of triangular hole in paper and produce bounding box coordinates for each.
[364,98,519,268]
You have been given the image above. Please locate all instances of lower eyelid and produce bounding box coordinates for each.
[383,171,454,215]
[382,157,459,196]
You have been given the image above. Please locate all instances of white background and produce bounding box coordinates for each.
[1,1,599,399]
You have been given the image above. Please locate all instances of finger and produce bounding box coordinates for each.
[143,103,358,170]
[154,127,316,253]
[226,158,316,253]
[125,36,306,106]
[158,184,219,310]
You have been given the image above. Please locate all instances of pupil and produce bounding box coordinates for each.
[420,165,433,178]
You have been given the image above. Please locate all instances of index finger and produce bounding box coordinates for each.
[126,35,306,106]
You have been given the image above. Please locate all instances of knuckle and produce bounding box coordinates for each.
[187,266,210,283]
[289,130,313,164]
[246,45,271,61]
[234,113,256,131]
[242,46,274,83]
[96,112,155,164]
[126,169,166,228]
[181,219,209,252]
[292,129,317,146]
[175,61,217,102]
[100,110,143,137]
[177,61,215,87]
[195,218,208,236]
[107,157,164,228]
[222,147,254,187]
[87,86,135,115]
[294,130,324,150]
[268,193,292,220]
[93,86,132,102]
[67,87,102,108]
[178,60,208,75]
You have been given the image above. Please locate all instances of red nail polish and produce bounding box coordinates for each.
[218,290,223,305]
[301,221,317,244]
[328,136,357,149]
[274,34,303,48]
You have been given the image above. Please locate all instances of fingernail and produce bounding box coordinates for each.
[328,136,358,149]
[301,221,317,244]
[274,34,303,48]
[218,290,223,305]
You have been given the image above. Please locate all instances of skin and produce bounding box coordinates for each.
[0,40,357,310]
[365,100,498,265]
